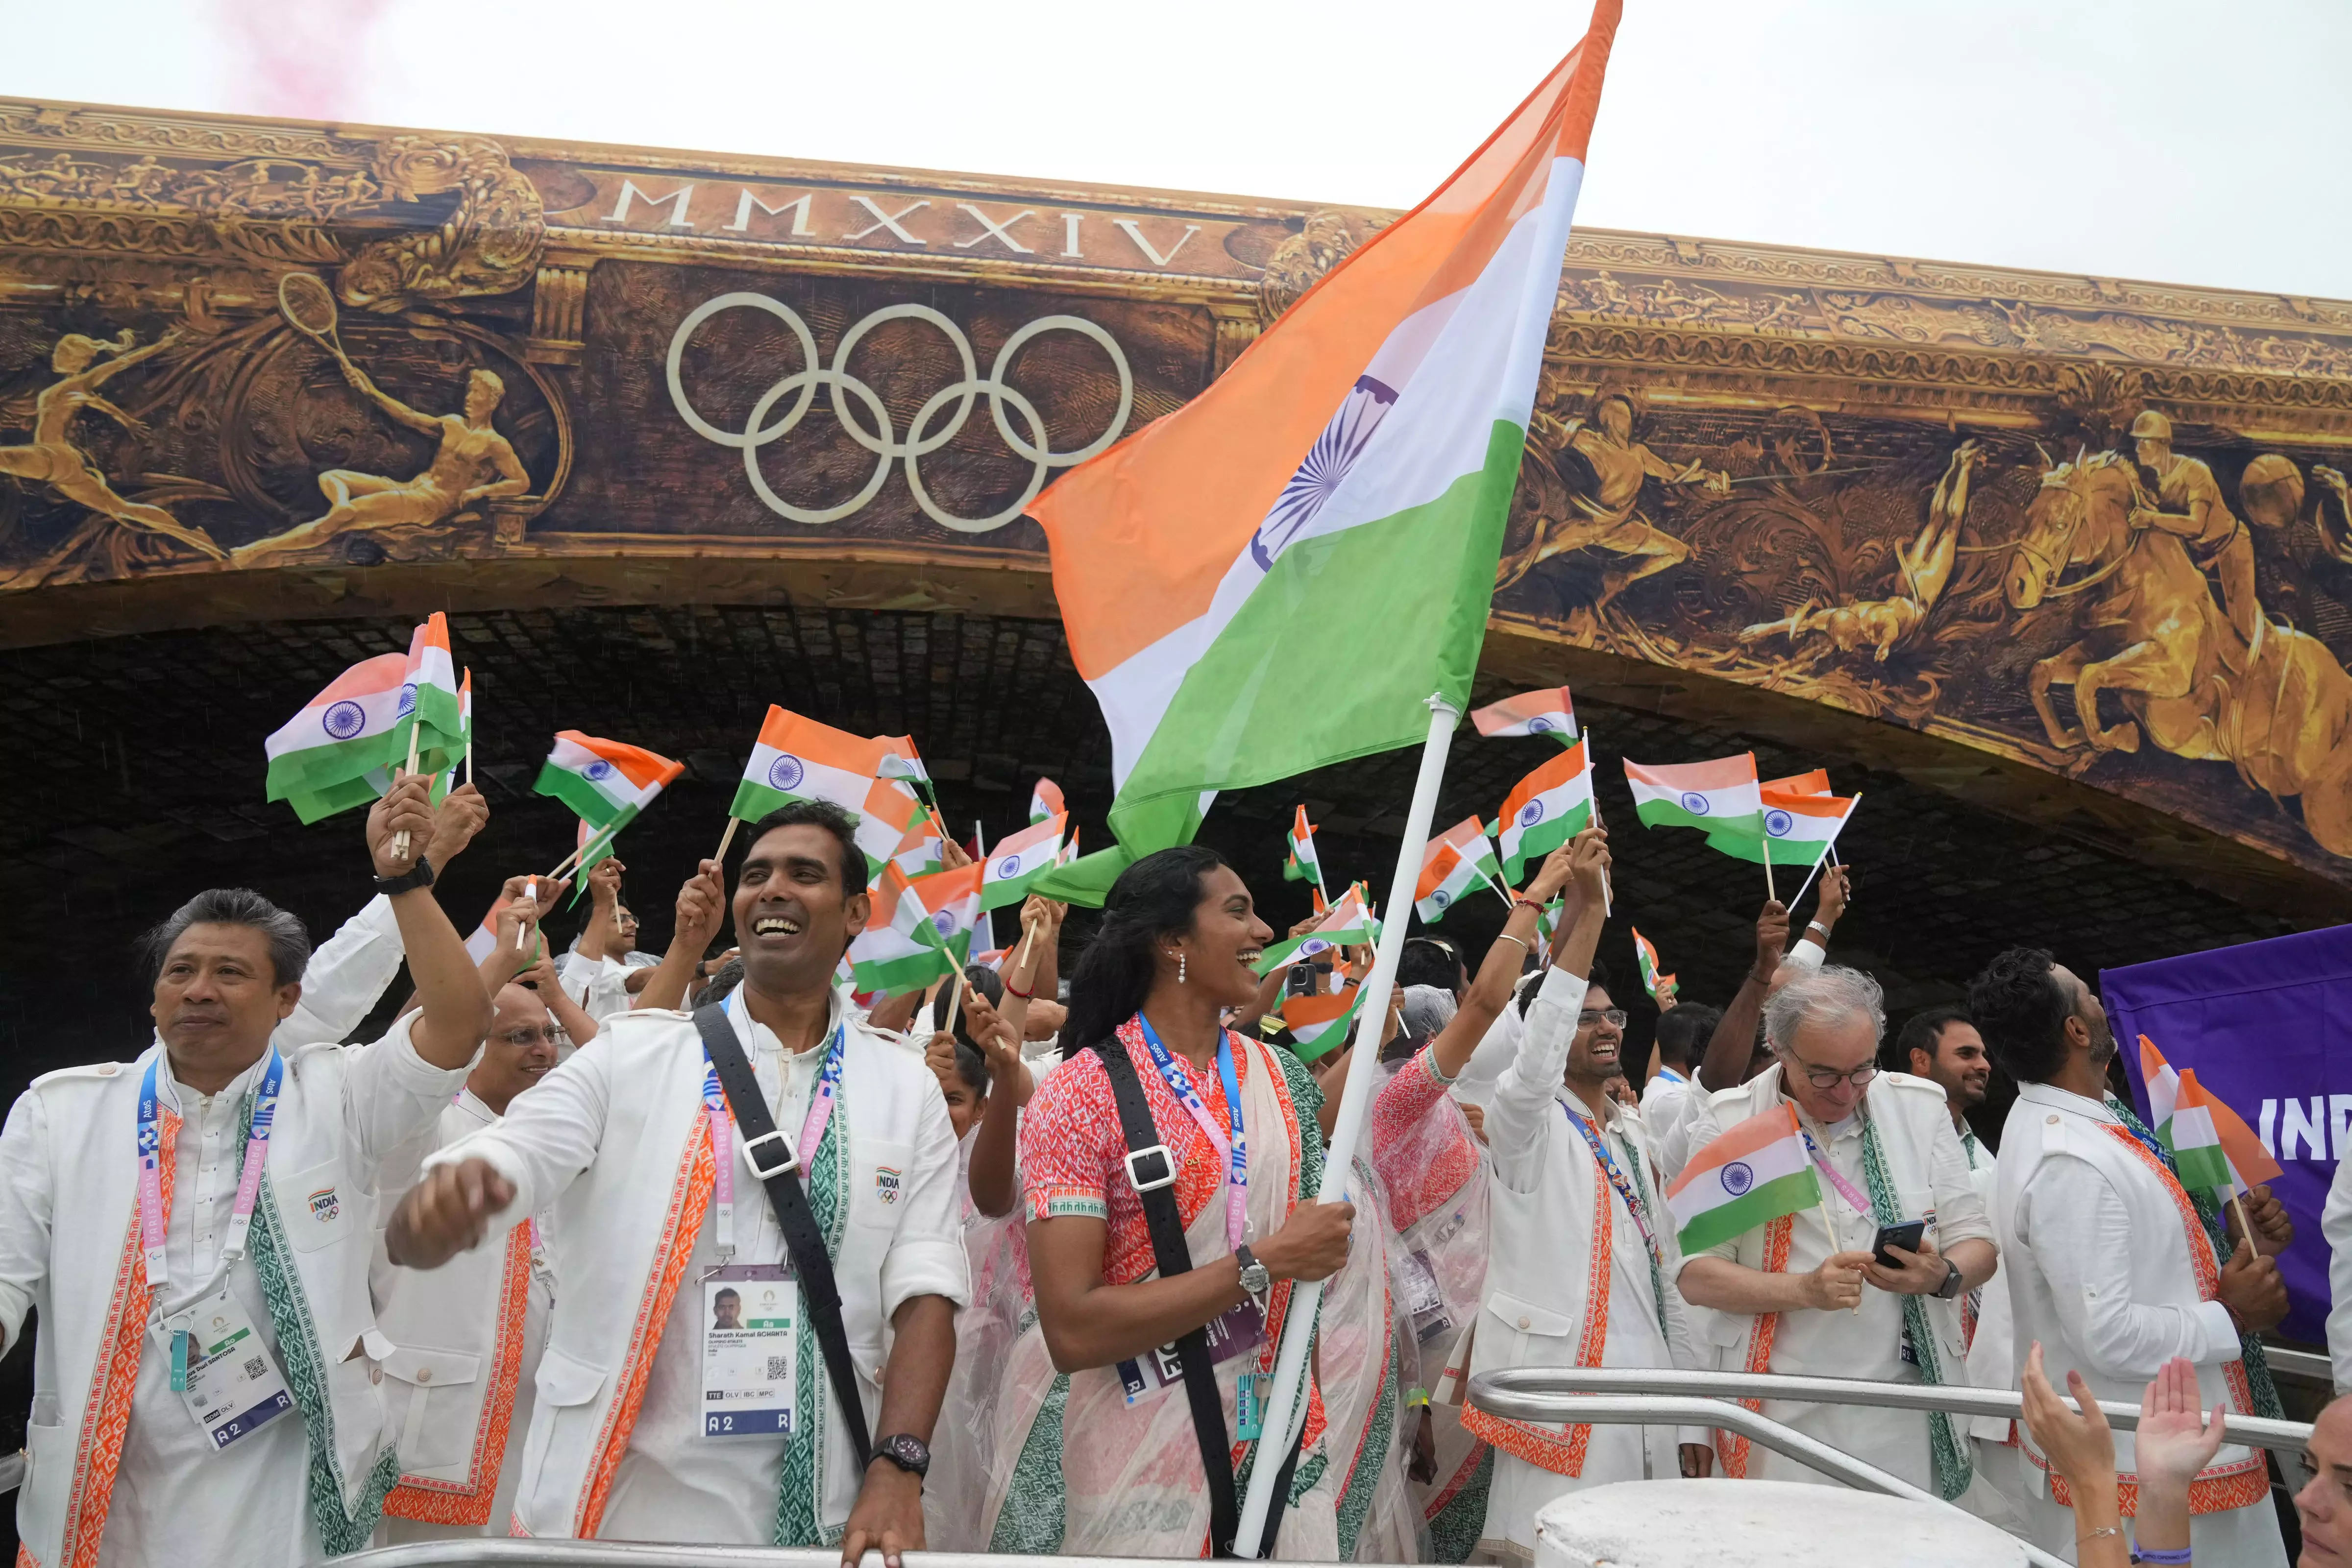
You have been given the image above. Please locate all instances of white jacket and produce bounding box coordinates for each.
[0,1015,465,1568]
[425,992,969,1540]
[370,1091,552,1531]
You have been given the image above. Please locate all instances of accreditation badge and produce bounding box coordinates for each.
[701,1263,796,1439]
[1114,1301,1267,1407]
[161,1280,294,1451]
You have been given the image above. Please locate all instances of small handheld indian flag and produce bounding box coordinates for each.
[1471,686,1577,743]
[1624,754,1764,849]
[1711,780,1859,869]
[463,886,536,966]
[980,813,1068,912]
[2141,1035,2283,1201]
[1495,739,1593,883]
[848,864,959,995]
[1666,1102,1823,1255]
[399,612,466,764]
[1415,816,1505,923]
[1282,980,1363,1063]
[2139,1035,2181,1132]
[572,816,617,877]
[873,733,932,793]
[888,820,944,880]
[1030,777,1065,825]
[909,862,986,966]
[265,651,412,821]
[1256,883,1380,974]
[1632,927,1674,1002]
[730,706,922,872]
[536,731,685,828]
[1284,805,1327,894]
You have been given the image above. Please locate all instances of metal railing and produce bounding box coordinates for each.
[339,1551,1420,1568]
[1469,1365,2317,1456]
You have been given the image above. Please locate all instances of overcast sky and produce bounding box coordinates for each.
[7,0,2349,299]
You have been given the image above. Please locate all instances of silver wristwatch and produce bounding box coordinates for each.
[1235,1243,1272,1314]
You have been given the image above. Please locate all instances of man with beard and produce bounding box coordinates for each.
[1461,830,1710,1563]
[1968,947,2289,1566]
[385,802,967,1566]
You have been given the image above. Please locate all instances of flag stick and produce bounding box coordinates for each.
[973,819,998,955]
[465,736,473,789]
[517,879,538,953]
[942,970,965,1040]
[714,816,740,866]
[1762,839,1777,905]
[1015,920,1040,975]
[1236,694,1460,1555]
[2231,1191,2254,1248]
[1586,726,1611,918]
[391,721,423,859]
[1787,793,1862,912]
[552,818,622,881]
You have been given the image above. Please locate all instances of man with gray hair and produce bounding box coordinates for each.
[1677,964,1998,1502]
[0,775,493,1567]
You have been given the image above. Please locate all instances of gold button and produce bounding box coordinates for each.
[416,1368,431,1383]
[1517,1315,1532,1330]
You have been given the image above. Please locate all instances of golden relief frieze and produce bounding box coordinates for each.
[0,101,367,165]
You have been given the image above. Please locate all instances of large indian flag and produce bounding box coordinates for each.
[730,705,923,872]
[265,652,411,821]
[1495,739,1593,883]
[535,731,686,827]
[1031,4,1622,857]
[849,864,958,995]
[1624,754,1764,850]
[1666,1101,1822,1255]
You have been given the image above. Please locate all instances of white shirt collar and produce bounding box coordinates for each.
[154,1045,265,1117]
[2016,1079,2118,1124]
[727,983,849,1059]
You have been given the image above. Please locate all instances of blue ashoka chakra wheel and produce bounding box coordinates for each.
[1431,889,1451,910]
[585,759,615,782]
[397,683,418,716]
[1680,791,1711,815]
[1765,809,1793,837]
[931,911,957,938]
[1527,715,1554,734]
[996,854,1022,879]
[321,700,367,740]
[767,754,805,792]
[1517,800,1545,827]
[1721,1160,1755,1197]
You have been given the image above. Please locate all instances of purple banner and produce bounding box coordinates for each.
[2106,924,2352,1346]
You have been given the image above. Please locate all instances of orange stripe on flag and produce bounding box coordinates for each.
[1624,754,1758,793]
[755,706,893,775]
[1666,1103,1801,1200]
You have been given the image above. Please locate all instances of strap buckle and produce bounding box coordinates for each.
[1125,1144,1177,1193]
[741,1129,799,1180]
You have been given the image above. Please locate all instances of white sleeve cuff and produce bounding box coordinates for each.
[1537,965,1591,1011]
[1784,938,1826,973]
[879,1237,972,1319]
[2194,1300,2243,1363]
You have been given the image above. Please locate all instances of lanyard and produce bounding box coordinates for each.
[1567,1106,1657,1257]
[137,1045,284,1298]
[1135,1014,1249,1251]
[1800,1124,1876,1218]
[1654,1067,1687,1086]
[705,991,845,1261]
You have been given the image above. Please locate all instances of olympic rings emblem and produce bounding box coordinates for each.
[666,292,1134,533]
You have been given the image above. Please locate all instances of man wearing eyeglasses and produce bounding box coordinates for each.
[1678,965,1996,1502]
[368,978,570,1540]
[1461,831,1711,1563]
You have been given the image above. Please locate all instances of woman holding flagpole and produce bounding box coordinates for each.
[985,846,1354,1558]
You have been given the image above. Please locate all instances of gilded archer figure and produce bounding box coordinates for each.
[232,361,530,566]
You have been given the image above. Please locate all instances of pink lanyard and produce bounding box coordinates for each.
[1134,1017,1249,1252]
[706,992,844,1260]
[1800,1124,1874,1217]
[138,1046,281,1297]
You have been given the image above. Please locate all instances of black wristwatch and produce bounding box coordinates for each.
[1934,1258,1965,1300]
[372,854,436,894]
[872,1432,930,1479]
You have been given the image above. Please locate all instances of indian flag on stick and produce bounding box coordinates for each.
[2140,1035,2181,1132]
[399,612,466,766]
[849,865,960,995]
[909,862,986,967]
[1666,1101,1822,1255]
[1495,739,1593,883]
[1257,883,1380,974]
[1284,805,1327,893]
[1706,781,1858,868]
[266,652,411,821]
[1416,816,1504,923]
[1472,686,1577,743]
[1282,981,1364,1063]
[573,816,619,877]
[888,821,944,880]
[730,705,922,872]
[536,731,685,828]
[1030,778,1065,825]
[1032,4,1622,861]
[873,733,931,792]
[2173,1068,2283,1199]
[980,813,1068,912]
[1624,754,1764,851]
[1632,927,1673,1002]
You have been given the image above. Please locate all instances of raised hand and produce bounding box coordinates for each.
[1752,899,1791,983]
[672,858,727,957]
[2132,1354,2227,1491]
[368,774,436,877]
[588,856,627,906]
[385,1158,515,1269]
[425,782,490,867]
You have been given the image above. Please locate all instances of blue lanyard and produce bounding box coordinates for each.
[1136,1013,1248,1250]
[137,1044,284,1295]
[1567,1105,1656,1256]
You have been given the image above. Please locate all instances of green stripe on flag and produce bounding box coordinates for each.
[2171,1142,2233,1195]
[1110,421,1522,852]
[1632,796,1764,848]
[265,731,405,801]
[1699,826,1831,868]
[282,774,387,824]
[1500,799,1590,885]
[537,764,630,827]
[853,945,956,996]
[1674,1167,1822,1256]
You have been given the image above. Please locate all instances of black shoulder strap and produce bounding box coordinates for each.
[692,1004,872,1470]
[1092,1036,1302,1558]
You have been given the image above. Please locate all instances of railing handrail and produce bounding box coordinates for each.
[1468,1365,2317,1456]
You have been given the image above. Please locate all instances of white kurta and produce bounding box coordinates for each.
[1681,1066,1989,1496]
[1997,1083,2286,1567]
[2324,1148,2352,1395]
[277,894,407,1052]
[374,1091,555,1542]
[1472,966,1703,1561]
[559,953,651,1025]
[1638,1070,1691,1180]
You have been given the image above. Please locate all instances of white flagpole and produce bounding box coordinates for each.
[1236,694,1460,1554]
[1787,792,1862,911]
[973,820,997,954]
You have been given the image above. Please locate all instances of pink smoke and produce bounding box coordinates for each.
[212,0,394,121]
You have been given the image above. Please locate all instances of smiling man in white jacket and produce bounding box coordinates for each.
[386,801,968,1567]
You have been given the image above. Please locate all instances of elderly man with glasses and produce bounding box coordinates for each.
[1677,965,1997,1503]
